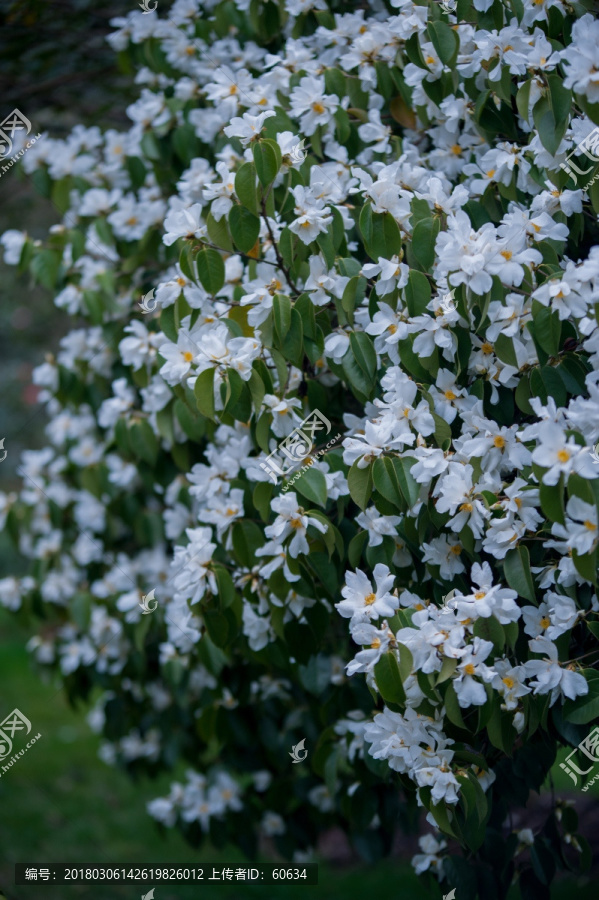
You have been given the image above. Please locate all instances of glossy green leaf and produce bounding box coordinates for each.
[196,248,225,294]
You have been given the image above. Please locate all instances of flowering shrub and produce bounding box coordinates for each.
[2,0,599,895]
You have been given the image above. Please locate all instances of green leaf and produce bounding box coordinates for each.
[348,530,368,568]
[349,331,377,383]
[235,161,259,215]
[253,481,273,522]
[273,294,292,343]
[373,457,405,512]
[316,230,335,269]
[253,139,282,187]
[473,615,505,653]
[155,403,174,443]
[196,248,225,294]
[533,78,571,157]
[174,400,206,443]
[194,366,216,420]
[405,270,431,316]
[206,209,234,252]
[548,74,573,132]
[444,682,467,729]
[213,563,236,608]
[394,457,420,508]
[503,545,537,604]
[128,418,159,466]
[572,548,598,585]
[359,205,401,260]
[433,412,452,449]
[294,466,328,508]
[487,699,517,755]
[374,652,406,705]
[229,205,260,253]
[516,78,532,122]
[494,333,519,368]
[31,250,60,290]
[348,460,373,510]
[540,366,567,408]
[562,670,599,724]
[534,306,561,357]
[540,476,565,525]
[411,217,440,271]
[342,345,374,401]
[247,368,265,415]
[436,656,458,686]
[204,608,234,648]
[281,307,304,367]
[223,368,252,422]
[298,654,332,696]
[397,642,414,683]
[427,20,459,66]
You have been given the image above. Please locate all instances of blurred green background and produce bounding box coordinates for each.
[0,2,597,898]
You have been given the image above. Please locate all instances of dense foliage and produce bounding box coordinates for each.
[2,0,599,897]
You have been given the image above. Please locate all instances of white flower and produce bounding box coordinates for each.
[163,204,205,246]
[158,331,201,385]
[453,637,494,708]
[289,75,339,135]
[523,637,589,704]
[264,492,328,558]
[336,564,398,621]
[532,422,598,484]
[242,600,274,651]
[288,185,333,245]
[223,110,276,146]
